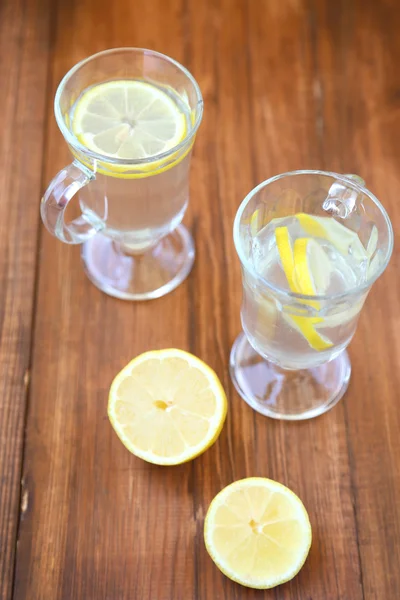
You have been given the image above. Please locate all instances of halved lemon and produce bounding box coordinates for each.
[73,80,186,160]
[108,349,227,465]
[204,478,312,589]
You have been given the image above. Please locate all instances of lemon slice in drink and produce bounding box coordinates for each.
[275,226,298,292]
[274,227,332,296]
[275,227,332,303]
[204,478,312,589]
[293,237,332,296]
[108,349,227,465]
[282,313,332,350]
[72,80,186,160]
[275,227,333,351]
[293,236,365,331]
[296,213,367,260]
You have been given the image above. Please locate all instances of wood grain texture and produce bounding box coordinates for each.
[6,0,400,599]
[0,0,51,597]
[339,1,400,596]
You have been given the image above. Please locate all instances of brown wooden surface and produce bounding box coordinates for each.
[0,0,51,598]
[1,0,399,598]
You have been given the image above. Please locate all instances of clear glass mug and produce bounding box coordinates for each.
[230,171,393,420]
[41,48,203,300]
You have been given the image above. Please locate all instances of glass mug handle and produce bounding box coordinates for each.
[40,160,102,244]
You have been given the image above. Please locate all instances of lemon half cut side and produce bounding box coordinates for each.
[204,478,312,589]
[108,349,227,465]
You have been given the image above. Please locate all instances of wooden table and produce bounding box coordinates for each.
[1,0,400,598]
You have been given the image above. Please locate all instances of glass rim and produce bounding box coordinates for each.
[233,169,394,302]
[54,47,204,166]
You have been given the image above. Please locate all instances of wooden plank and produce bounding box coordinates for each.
[12,1,400,600]
[0,0,52,598]
[13,1,197,598]
[338,0,400,597]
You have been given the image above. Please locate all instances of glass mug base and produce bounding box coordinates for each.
[81,224,195,301]
[229,332,351,421]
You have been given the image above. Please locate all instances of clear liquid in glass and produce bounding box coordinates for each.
[69,81,193,253]
[241,215,379,369]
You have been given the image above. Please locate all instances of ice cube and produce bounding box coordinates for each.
[322,182,358,218]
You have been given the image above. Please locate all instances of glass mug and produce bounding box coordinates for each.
[41,48,203,300]
[230,171,393,420]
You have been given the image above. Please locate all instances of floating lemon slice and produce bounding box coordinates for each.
[72,80,187,178]
[108,349,227,465]
[204,478,312,589]
[73,80,186,159]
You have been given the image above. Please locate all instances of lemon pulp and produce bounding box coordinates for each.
[72,80,187,160]
[204,478,312,589]
[108,349,227,465]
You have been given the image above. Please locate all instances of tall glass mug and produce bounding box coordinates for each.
[230,171,393,420]
[41,48,203,300]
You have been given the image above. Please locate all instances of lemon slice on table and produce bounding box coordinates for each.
[108,349,227,466]
[204,478,312,590]
[72,80,186,169]
[275,226,333,351]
